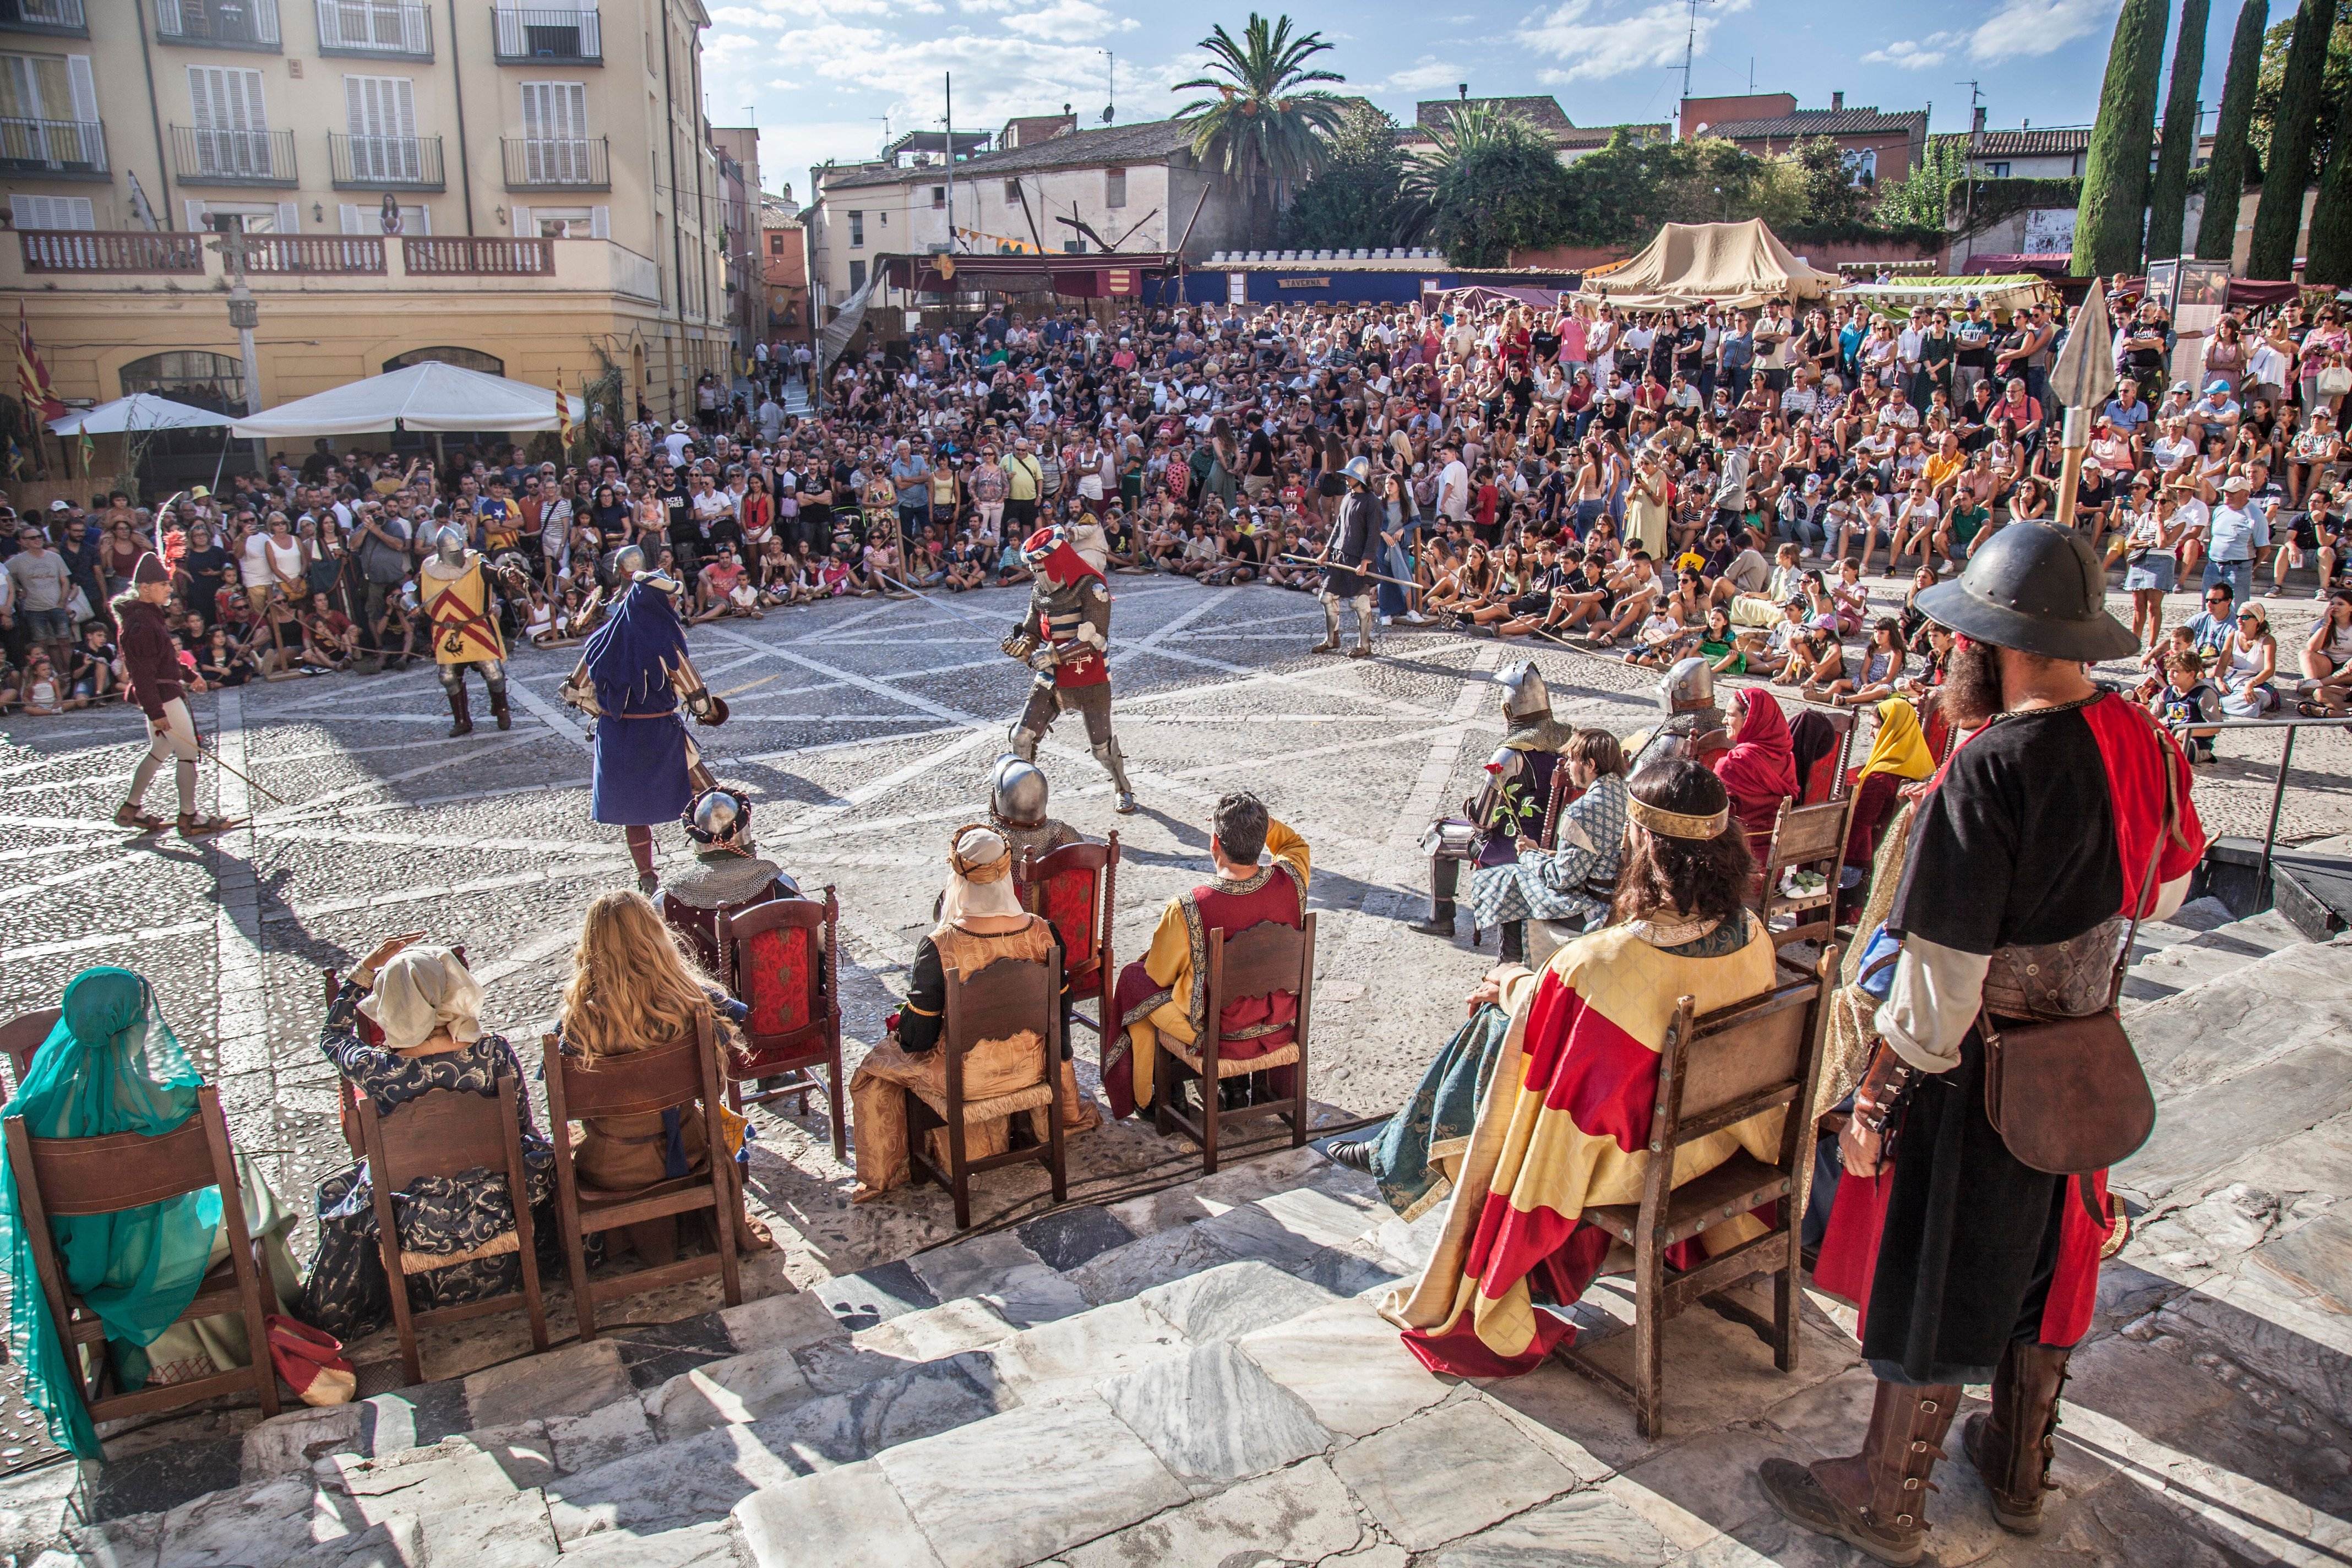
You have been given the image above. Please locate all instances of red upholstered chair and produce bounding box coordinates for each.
[722,891,843,1159]
[1793,707,1858,807]
[322,945,470,1158]
[1016,834,1118,1057]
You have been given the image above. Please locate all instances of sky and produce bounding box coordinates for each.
[702,0,2249,203]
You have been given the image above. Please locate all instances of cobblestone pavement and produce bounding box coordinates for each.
[2,570,2349,1479]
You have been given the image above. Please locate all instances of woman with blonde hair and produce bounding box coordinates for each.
[849,824,1095,1201]
[555,890,763,1259]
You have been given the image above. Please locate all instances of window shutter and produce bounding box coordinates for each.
[511,204,531,236]
[187,67,213,129]
[340,203,363,233]
[391,78,415,138]
[590,205,609,239]
[155,0,182,29]
[279,201,301,232]
[185,198,209,230]
[344,75,365,134]
[64,55,96,124]
[411,203,429,235]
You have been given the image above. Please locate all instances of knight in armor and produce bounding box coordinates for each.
[988,753,1084,862]
[660,785,801,973]
[417,525,510,736]
[1314,457,1379,658]
[1006,526,1137,814]
[561,549,728,894]
[1411,660,1575,957]
[1626,655,1730,773]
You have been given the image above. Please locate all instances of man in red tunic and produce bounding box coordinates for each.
[1106,792,1307,1118]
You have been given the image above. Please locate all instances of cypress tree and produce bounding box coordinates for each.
[2248,0,2340,277]
[2147,0,2212,261]
[2305,80,2352,280]
[2074,0,2175,276]
[2196,0,2272,260]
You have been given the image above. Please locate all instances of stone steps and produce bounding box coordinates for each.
[2122,899,2307,1005]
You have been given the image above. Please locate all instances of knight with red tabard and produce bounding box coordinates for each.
[1004,525,1137,814]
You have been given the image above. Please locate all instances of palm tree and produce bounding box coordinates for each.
[1174,13,1347,245]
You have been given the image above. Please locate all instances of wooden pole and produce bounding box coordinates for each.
[2052,406,2088,530]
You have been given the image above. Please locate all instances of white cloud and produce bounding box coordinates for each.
[1385,56,1466,94]
[999,0,1135,42]
[1517,0,1750,84]
[1968,0,2116,62]
[1863,30,1961,69]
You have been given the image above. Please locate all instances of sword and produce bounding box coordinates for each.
[873,569,1020,635]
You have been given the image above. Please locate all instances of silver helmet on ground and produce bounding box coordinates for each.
[1658,656,1715,717]
[1496,660,1552,725]
[989,753,1049,830]
[684,786,752,846]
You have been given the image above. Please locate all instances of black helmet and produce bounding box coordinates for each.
[1914,522,2138,663]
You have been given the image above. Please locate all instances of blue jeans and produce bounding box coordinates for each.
[1777,511,1825,554]
[2203,557,2252,603]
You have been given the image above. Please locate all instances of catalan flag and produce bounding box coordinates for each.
[557,369,574,451]
[17,303,63,423]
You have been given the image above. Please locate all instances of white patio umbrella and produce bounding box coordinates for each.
[48,394,237,435]
[231,361,585,438]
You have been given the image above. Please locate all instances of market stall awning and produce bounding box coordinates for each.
[231,362,584,438]
[881,251,1178,298]
[50,394,236,435]
[1578,219,1839,309]
[1833,275,2054,313]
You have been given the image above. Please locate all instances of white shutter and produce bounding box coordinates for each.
[590,204,609,238]
[185,198,209,230]
[64,55,96,123]
[155,0,183,28]
[278,201,301,232]
[340,203,364,233]
[511,204,531,236]
[10,195,95,230]
[411,203,429,234]
[187,65,213,128]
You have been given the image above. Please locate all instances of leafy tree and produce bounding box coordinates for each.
[2148,0,2212,261]
[1786,136,1874,228]
[2198,0,2271,258]
[1404,102,1576,266]
[2306,72,2352,278]
[1875,133,1970,230]
[1280,102,1412,248]
[2251,0,2341,276]
[2252,5,2352,166]
[1174,13,1346,247]
[2076,0,2173,276]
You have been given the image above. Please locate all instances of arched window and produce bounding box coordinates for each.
[383,346,506,375]
[119,351,246,413]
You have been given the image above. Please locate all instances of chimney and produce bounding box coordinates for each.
[1458,83,1469,101]
[1972,105,1986,136]
[1831,91,1844,112]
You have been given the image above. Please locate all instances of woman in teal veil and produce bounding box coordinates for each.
[1,968,299,1458]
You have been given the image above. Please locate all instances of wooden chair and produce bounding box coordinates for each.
[1153,914,1316,1177]
[4,1085,281,1429]
[1794,707,1859,805]
[903,951,1066,1231]
[540,1011,742,1339]
[322,947,469,1158]
[1754,796,1856,966]
[352,1076,549,1386]
[0,1008,61,1097]
[1016,834,1119,1056]
[722,890,844,1158]
[1553,950,1838,1439]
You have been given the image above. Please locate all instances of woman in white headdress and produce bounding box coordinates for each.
[850,825,1097,1201]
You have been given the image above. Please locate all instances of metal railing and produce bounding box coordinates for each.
[314,0,429,55]
[328,130,444,188]
[0,0,87,35]
[18,228,206,274]
[2163,712,2352,894]
[242,234,386,274]
[401,235,553,275]
[0,116,105,177]
[500,134,607,189]
[491,4,599,61]
[155,0,280,47]
[171,123,297,184]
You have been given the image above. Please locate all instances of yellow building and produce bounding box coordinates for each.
[2,0,730,421]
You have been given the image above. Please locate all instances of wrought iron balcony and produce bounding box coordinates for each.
[0,0,88,37]
[155,0,282,48]
[329,130,444,189]
[491,6,600,63]
[0,116,106,178]
[315,0,430,56]
[170,123,297,186]
[502,134,608,190]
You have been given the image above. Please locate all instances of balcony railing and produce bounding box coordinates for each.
[315,0,429,55]
[492,5,600,61]
[0,0,88,36]
[0,116,106,178]
[328,130,444,189]
[501,134,607,190]
[243,234,386,274]
[155,0,281,48]
[402,235,553,276]
[18,228,206,274]
[170,124,297,186]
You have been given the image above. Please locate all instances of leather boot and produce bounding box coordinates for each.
[489,686,513,731]
[445,683,472,737]
[1498,921,1526,965]
[1349,597,1373,658]
[1311,599,1342,654]
[1965,1341,2071,1534]
[1409,899,1458,937]
[1758,1380,1961,1567]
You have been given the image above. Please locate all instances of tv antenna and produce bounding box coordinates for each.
[1100,50,1115,123]
[1680,0,1716,103]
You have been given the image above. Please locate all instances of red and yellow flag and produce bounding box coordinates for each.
[556,369,575,450]
[17,303,63,423]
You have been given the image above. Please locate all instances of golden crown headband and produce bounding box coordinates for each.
[1627,797,1730,841]
[946,823,1013,883]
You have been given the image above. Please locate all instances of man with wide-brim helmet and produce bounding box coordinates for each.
[1758,522,2208,1565]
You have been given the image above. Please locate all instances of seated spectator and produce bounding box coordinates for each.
[554,892,766,1257]
[660,786,801,974]
[1714,687,1799,858]
[848,825,1093,1200]
[1839,699,1935,918]
[1385,761,1780,1374]
[1823,618,1908,706]
[300,939,556,1341]
[2154,646,2223,762]
[2297,589,2352,714]
[1461,727,1631,966]
[1,967,306,1457]
[2216,602,2279,717]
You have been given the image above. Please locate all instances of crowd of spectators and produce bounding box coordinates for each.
[5,285,2352,726]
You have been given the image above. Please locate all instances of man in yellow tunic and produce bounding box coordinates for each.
[417,525,509,736]
[1106,792,1308,1119]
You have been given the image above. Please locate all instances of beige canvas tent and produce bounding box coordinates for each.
[1580,219,1841,309]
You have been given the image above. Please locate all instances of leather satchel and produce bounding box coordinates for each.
[1979,716,2175,1176]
